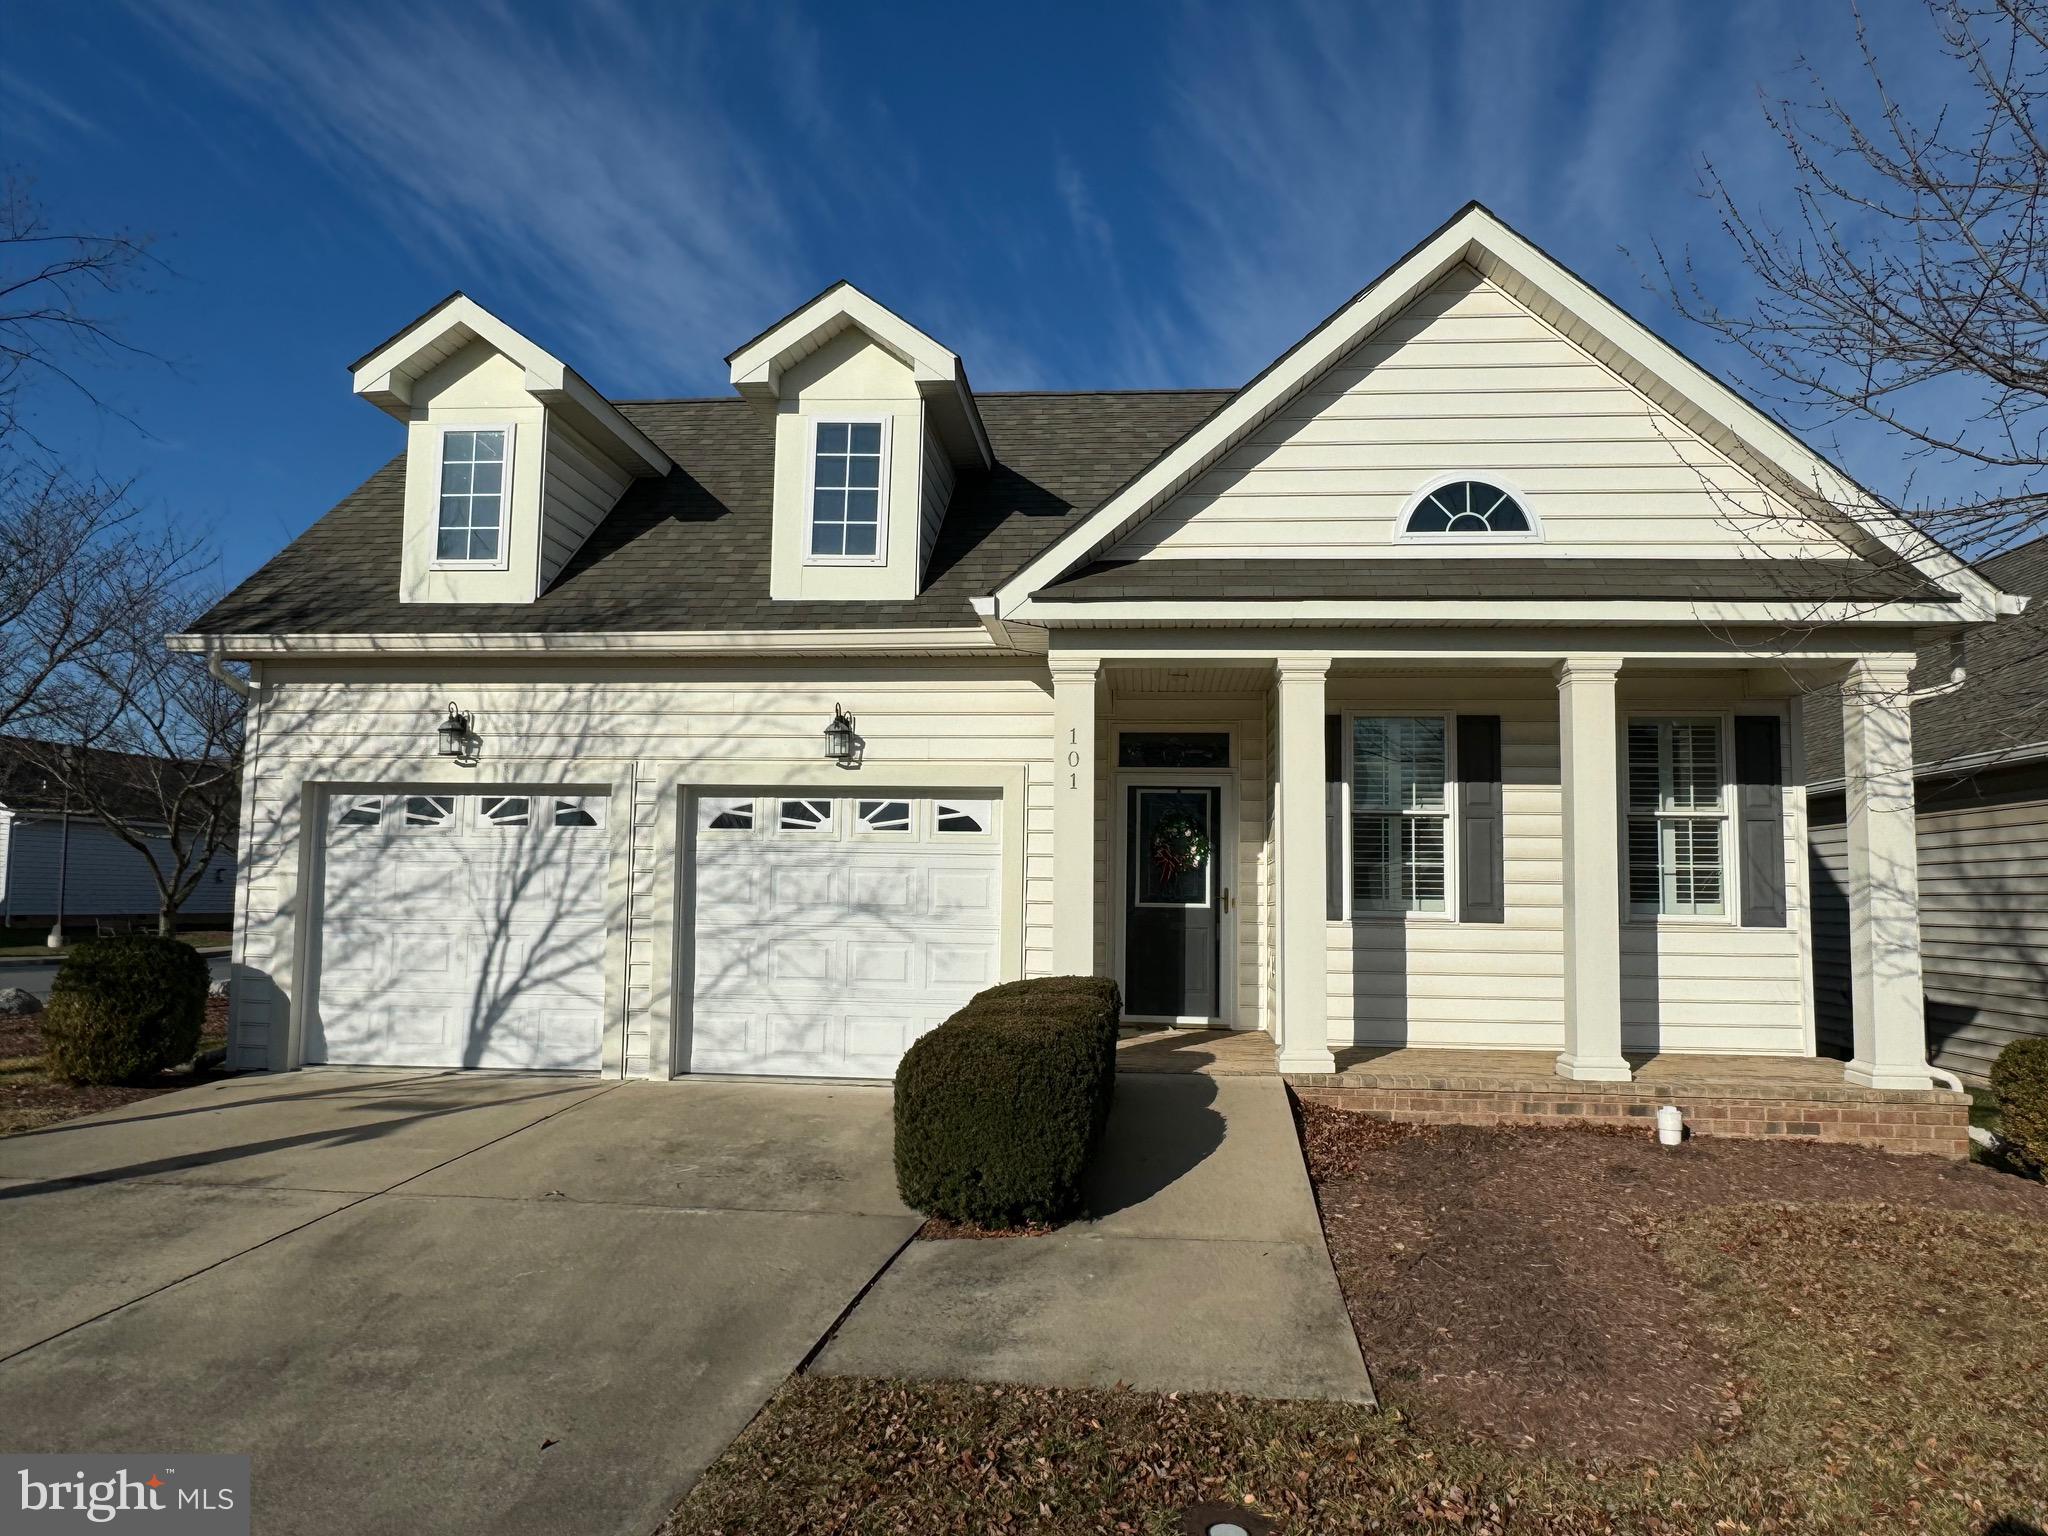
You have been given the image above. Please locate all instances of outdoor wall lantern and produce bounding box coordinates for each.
[823,703,860,767]
[436,703,474,760]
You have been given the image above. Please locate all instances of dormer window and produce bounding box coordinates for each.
[809,419,887,562]
[1396,478,1538,542]
[436,427,512,566]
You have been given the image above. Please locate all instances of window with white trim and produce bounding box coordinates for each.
[402,794,455,829]
[553,797,604,828]
[698,797,754,832]
[1397,479,1536,540]
[778,798,834,834]
[480,795,530,828]
[1350,716,1448,913]
[1627,718,1728,917]
[856,798,912,834]
[336,795,383,828]
[435,428,509,564]
[809,420,885,560]
[934,800,991,835]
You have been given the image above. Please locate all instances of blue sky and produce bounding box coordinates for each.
[5,0,1958,590]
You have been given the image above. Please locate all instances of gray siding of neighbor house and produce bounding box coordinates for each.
[1810,759,2048,1084]
[0,815,236,924]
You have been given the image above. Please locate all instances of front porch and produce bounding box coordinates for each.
[1057,641,1941,1101]
[1114,1028,1971,1155]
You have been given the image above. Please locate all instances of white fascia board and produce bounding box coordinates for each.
[166,626,1008,659]
[1039,626,1933,666]
[990,202,2012,621]
[1005,596,1968,628]
[726,282,992,469]
[349,294,669,476]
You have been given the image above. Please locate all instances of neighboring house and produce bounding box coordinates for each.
[175,202,2018,1094]
[0,739,237,928]
[1808,534,2048,1086]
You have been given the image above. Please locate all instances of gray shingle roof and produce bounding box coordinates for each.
[187,391,1232,637]
[1038,557,1951,604]
[1806,535,2048,783]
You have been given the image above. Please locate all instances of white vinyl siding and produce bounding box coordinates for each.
[539,417,634,590]
[1107,265,1850,563]
[1627,718,1729,918]
[918,417,955,581]
[1349,715,1449,914]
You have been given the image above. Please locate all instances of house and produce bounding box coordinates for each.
[173,202,2016,1137]
[0,738,237,929]
[1808,533,2048,1086]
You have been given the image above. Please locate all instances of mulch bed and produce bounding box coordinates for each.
[1,996,231,1136]
[1298,1099,2048,1461]
[915,1216,1064,1241]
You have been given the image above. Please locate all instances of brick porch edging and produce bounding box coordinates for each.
[1286,1072,1971,1159]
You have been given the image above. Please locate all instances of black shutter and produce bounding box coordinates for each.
[1455,715,1505,924]
[1735,715,1787,928]
[1325,714,1344,919]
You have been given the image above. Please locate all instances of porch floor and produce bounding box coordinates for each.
[1115,1028,1277,1076]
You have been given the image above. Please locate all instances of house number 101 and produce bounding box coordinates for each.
[1067,728,1081,789]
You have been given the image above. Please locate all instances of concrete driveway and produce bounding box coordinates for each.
[0,1071,917,1535]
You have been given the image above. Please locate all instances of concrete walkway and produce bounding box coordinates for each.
[0,1072,918,1536]
[812,1072,1374,1403]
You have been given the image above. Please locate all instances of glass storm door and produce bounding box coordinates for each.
[1123,784,1222,1019]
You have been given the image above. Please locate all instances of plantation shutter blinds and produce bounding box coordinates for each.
[1625,719,1728,917]
[1324,714,1344,920]
[1734,715,1787,928]
[1455,715,1505,923]
[1351,716,1448,913]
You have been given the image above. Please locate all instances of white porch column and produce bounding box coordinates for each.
[1275,656,1337,1072]
[1555,656,1631,1082]
[1050,654,1101,977]
[1841,658,1932,1089]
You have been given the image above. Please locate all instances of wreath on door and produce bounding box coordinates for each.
[1150,811,1213,885]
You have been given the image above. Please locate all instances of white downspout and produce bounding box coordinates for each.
[1893,635,1967,1097]
[206,649,256,701]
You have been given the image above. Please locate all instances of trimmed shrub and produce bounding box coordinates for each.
[894,975,1121,1227]
[40,936,210,1085]
[1990,1036,2048,1178]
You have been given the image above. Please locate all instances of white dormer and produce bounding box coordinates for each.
[351,294,670,605]
[727,283,991,602]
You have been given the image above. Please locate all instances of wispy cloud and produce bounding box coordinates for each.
[133,1,817,394]
[0,67,106,147]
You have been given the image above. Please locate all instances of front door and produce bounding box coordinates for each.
[1122,783,1223,1020]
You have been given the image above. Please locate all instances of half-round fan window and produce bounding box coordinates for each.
[1401,480,1532,537]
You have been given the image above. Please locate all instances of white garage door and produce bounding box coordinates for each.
[312,789,609,1071]
[689,793,1004,1078]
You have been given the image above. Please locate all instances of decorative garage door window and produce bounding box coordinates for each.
[778,798,834,834]
[934,800,991,835]
[857,799,912,835]
[403,795,455,829]
[699,797,755,832]
[481,795,531,828]
[553,797,604,828]
[336,795,384,827]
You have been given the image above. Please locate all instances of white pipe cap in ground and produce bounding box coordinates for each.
[1656,1104,1685,1147]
